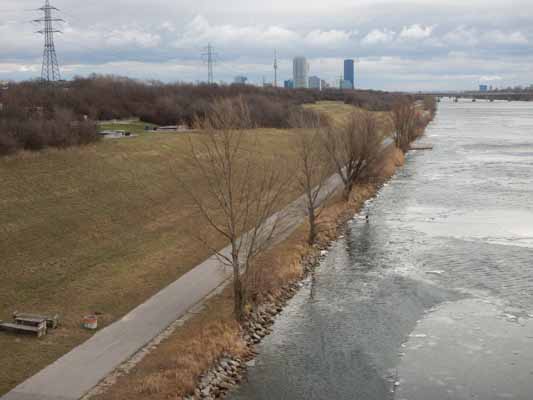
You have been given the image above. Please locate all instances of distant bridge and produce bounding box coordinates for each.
[421,91,533,102]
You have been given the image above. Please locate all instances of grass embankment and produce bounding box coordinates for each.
[0,102,359,394]
[91,145,405,400]
[305,101,391,128]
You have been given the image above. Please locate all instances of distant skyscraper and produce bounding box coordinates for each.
[284,79,294,89]
[308,76,321,90]
[293,57,309,89]
[344,59,355,89]
[233,76,248,84]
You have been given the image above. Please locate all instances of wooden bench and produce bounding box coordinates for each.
[409,144,434,151]
[0,320,47,338]
[13,312,59,329]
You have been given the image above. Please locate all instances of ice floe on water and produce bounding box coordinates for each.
[411,209,533,249]
[396,298,533,399]
[426,270,445,276]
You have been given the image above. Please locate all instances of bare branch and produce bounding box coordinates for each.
[178,97,288,321]
[322,109,384,201]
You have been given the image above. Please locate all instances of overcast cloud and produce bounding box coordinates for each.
[1,0,532,90]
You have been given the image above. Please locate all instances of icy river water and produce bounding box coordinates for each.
[228,99,533,400]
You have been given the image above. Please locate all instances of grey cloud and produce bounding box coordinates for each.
[0,0,532,89]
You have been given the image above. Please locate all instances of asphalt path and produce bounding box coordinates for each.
[2,167,346,400]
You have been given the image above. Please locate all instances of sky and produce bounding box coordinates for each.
[0,0,532,91]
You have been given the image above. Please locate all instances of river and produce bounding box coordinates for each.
[228,99,533,400]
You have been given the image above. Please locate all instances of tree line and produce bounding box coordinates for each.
[0,74,428,156]
[182,96,436,321]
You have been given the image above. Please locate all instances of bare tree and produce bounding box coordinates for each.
[181,97,288,322]
[323,110,384,200]
[289,110,334,245]
[391,98,417,152]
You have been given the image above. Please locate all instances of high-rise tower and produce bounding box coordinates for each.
[343,59,355,89]
[35,0,63,82]
[293,57,309,89]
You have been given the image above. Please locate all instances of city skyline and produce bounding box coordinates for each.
[1,0,532,90]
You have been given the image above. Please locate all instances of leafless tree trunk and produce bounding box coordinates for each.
[289,110,334,244]
[180,97,288,322]
[323,110,384,201]
[391,98,417,152]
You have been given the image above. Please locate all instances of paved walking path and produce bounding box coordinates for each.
[2,173,344,400]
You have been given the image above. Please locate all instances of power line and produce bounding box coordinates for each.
[274,50,278,88]
[202,43,217,84]
[34,0,63,82]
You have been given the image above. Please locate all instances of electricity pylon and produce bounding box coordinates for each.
[274,50,278,88]
[34,0,63,82]
[202,43,217,84]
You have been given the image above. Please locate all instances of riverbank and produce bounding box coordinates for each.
[1,99,400,397]
[90,145,406,400]
[0,126,328,396]
[225,99,533,400]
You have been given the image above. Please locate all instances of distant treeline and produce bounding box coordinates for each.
[0,74,424,156]
[471,93,533,102]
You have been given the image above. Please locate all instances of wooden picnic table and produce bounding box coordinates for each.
[14,315,47,326]
[0,320,47,338]
[13,311,59,329]
[0,312,60,338]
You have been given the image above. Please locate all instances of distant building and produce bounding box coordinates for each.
[234,76,248,84]
[344,59,355,89]
[340,79,353,90]
[321,80,329,89]
[156,126,178,131]
[284,79,294,89]
[479,84,488,92]
[293,57,309,89]
[308,76,321,90]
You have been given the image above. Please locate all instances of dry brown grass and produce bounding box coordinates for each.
[90,286,245,400]
[0,101,392,395]
[0,128,304,395]
[305,101,393,133]
[91,141,404,400]
[304,101,358,124]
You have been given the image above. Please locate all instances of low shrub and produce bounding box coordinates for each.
[0,75,407,155]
